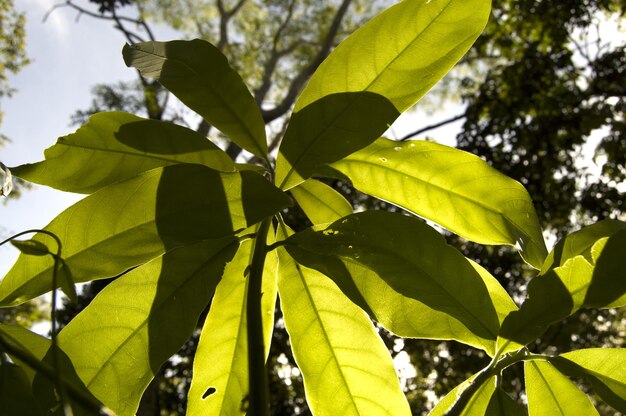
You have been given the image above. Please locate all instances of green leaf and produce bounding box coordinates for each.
[58,261,78,304]
[550,348,626,413]
[525,360,598,416]
[328,138,547,269]
[123,40,267,159]
[485,387,525,416]
[275,0,491,189]
[284,211,507,353]
[187,232,278,416]
[429,375,497,416]
[498,226,626,352]
[0,323,103,415]
[0,165,290,306]
[10,239,51,256]
[540,220,626,273]
[12,112,236,194]
[276,223,411,416]
[290,179,352,225]
[0,360,45,416]
[58,238,238,416]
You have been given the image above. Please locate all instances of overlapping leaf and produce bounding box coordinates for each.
[525,360,598,416]
[485,387,525,416]
[0,165,290,306]
[12,112,235,194]
[328,138,547,269]
[550,348,626,413]
[275,0,491,189]
[0,323,103,415]
[58,238,238,416]
[290,179,352,225]
[187,233,278,416]
[429,375,497,416]
[498,223,626,351]
[123,40,267,158]
[284,211,513,354]
[277,223,411,416]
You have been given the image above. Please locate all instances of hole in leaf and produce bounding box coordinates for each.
[202,387,217,399]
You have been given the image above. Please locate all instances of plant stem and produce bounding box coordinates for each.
[246,218,272,416]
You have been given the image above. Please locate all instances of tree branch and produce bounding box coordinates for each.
[399,113,466,141]
[261,0,354,123]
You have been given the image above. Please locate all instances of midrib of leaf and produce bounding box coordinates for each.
[54,141,216,166]
[531,361,566,415]
[279,0,454,189]
[215,244,255,415]
[79,242,234,388]
[295,183,346,219]
[293,261,360,414]
[139,48,264,157]
[339,156,526,234]
[340,251,497,340]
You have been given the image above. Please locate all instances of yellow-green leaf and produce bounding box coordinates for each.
[285,211,506,351]
[12,112,235,194]
[429,375,497,416]
[277,223,411,416]
[187,233,278,416]
[328,138,547,269]
[123,40,267,158]
[525,360,598,416]
[276,0,491,190]
[290,179,352,226]
[0,165,290,306]
[58,238,238,416]
[551,348,626,413]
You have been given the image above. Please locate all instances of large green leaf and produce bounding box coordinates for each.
[275,0,491,190]
[498,226,626,352]
[429,375,497,415]
[123,40,267,158]
[525,360,598,416]
[0,323,103,415]
[328,138,547,269]
[12,112,235,194]
[284,211,509,354]
[187,232,278,416]
[550,348,626,413]
[0,165,290,306]
[277,223,411,416]
[290,179,352,226]
[58,238,238,416]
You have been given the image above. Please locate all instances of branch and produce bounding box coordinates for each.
[261,0,354,123]
[399,113,466,141]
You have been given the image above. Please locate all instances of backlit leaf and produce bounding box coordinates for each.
[276,0,491,189]
[328,138,547,269]
[10,240,50,256]
[485,387,525,416]
[429,375,497,416]
[290,179,352,226]
[0,165,290,306]
[0,323,103,415]
[277,223,411,416]
[550,348,626,413]
[187,232,278,416]
[12,112,235,193]
[525,360,598,416]
[58,238,238,416]
[123,40,267,158]
[0,360,44,415]
[285,211,505,353]
[498,226,626,352]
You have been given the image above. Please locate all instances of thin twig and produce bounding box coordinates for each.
[399,114,466,141]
